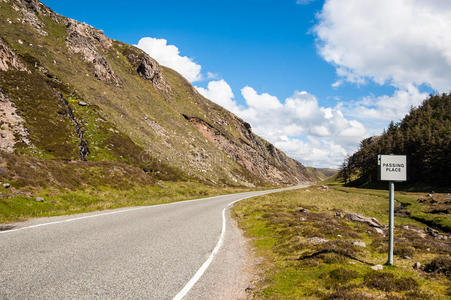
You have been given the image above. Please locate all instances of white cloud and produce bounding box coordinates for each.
[196,81,368,168]
[207,72,219,79]
[314,0,451,91]
[345,85,428,122]
[136,37,202,82]
[331,80,342,88]
[195,80,242,113]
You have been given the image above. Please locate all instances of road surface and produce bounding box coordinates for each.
[0,185,307,299]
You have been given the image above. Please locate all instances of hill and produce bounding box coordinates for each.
[339,93,451,189]
[305,167,338,182]
[0,0,313,192]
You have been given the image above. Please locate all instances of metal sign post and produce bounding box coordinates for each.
[378,155,407,266]
[388,181,394,265]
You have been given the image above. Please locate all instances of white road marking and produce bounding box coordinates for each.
[1,184,307,299]
[173,184,308,300]
[172,196,249,300]
[0,193,250,235]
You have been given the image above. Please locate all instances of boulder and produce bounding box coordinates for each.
[345,213,383,228]
[307,237,328,244]
[413,262,421,269]
[35,197,45,202]
[353,241,366,248]
[3,183,10,188]
[298,207,309,213]
[77,101,87,106]
[371,264,383,270]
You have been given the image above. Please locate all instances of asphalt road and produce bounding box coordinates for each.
[0,185,306,299]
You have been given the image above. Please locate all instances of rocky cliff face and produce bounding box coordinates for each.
[0,0,313,187]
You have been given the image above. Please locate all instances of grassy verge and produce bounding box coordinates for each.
[0,182,259,224]
[233,184,451,299]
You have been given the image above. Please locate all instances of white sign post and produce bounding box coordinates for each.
[378,155,407,265]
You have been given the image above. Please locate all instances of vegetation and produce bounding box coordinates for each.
[0,0,312,197]
[339,94,451,189]
[233,184,451,299]
[0,180,259,224]
[305,167,338,182]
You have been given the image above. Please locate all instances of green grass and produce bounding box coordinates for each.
[233,184,451,299]
[0,181,257,224]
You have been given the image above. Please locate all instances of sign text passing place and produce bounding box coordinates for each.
[378,155,407,182]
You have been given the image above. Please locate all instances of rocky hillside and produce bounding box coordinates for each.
[0,0,313,188]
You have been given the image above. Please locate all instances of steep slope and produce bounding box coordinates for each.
[0,0,313,188]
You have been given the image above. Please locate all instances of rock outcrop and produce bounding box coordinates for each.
[65,19,120,85]
[0,37,27,72]
[121,44,168,90]
[0,0,313,187]
[183,114,310,185]
[0,90,30,153]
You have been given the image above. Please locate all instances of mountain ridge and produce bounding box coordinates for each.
[0,0,314,188]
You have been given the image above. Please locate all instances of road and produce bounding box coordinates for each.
[0,185,306,299]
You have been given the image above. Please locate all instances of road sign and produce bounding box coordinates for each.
[378,155,407,182]
[378,154,407,266]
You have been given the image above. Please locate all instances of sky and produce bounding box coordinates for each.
[42,0,450,168]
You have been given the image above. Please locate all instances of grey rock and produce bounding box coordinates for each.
[3,183,10,188]
[371,264,383,270]
[298,207,309,213]
[345,213,383,228]
[78,101,88,106]
[307,237,328,244]
[35,197,45,202]
[413,262,421,269]
[402,255,412,260]
[1,133,6,138]
[353,241,366,247]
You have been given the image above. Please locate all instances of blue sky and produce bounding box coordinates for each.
[41,0,449,168]
[41,0,393,104]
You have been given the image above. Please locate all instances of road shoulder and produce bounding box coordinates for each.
[185,209,257,300]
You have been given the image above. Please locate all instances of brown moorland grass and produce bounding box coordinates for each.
[232,184,451,299]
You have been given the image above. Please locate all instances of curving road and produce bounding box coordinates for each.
[0,185,307,299]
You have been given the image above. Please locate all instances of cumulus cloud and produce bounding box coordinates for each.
[196,80,368,167]
[195,80,242,113]
[136,37,202,82]
[314,0,451,91]
[345,85,428,122]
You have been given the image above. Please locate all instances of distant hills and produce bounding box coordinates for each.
[305,167,338,181]
[339,93,451,188]
[0,0,314,189]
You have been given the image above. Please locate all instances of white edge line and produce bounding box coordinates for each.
[0,191,261,235]
[0,184,307,298]
[172,196,250,300]
[172,184,308,300]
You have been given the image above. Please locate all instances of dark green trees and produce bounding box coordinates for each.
[339,94,451,187]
